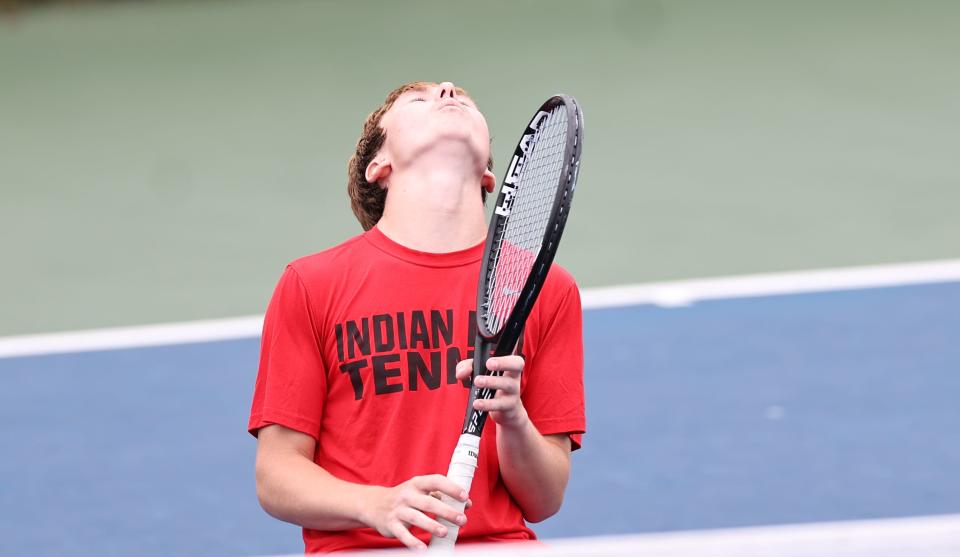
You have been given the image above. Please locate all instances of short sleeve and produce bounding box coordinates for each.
[521,274,585,450]
[248,265,327,441]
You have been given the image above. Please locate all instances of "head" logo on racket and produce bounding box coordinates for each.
[495,110,550,217]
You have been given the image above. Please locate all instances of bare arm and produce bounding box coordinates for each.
[497,428,571,522]
[255,424,470,549]
[455,356,572,522]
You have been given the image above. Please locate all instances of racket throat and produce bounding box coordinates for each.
[462,335,498,434]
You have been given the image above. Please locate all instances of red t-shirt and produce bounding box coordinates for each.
[248,227,585,553]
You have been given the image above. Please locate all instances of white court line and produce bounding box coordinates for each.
[580,258,960,309]
[0,315,264,360]
[266,513,960,557]
[1,258,959,360]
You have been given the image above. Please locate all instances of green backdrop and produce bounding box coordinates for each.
[2,0,958,335]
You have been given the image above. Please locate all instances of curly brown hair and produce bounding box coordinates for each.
[347,81,492,231]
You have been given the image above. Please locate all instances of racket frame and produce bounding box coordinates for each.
[463,94,583,435]
[430,94,582,549]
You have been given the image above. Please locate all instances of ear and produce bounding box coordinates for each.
[365,158,392,186]
[481,168,497,193]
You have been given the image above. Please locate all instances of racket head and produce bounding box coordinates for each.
[475,94,584,351]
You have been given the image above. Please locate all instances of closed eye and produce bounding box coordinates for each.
[408,95,473,108]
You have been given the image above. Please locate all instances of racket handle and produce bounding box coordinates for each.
[429,433,481,549]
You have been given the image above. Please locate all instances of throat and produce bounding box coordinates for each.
[377,169,487,253]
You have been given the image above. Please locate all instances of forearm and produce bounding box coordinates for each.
[496,417,571,522]
[256,447,381,531]
[464,356,573,522]
[255,424,471,549]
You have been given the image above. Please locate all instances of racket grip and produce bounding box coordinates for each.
[429,433,481,549]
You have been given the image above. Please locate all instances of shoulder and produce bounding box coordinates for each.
[541,262,579,300]
[286,232,371,281]
[530,262,581,326]
[546,262,576,287]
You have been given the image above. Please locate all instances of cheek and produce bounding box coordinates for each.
[386,117,424,149]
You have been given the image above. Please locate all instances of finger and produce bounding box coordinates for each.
[455,359,473,381]
[473,374,519,395]
[387,519,425,550]
[474,396,519,413]
[486,355,524,376]
[409,492,469,526]
[414,475,469,501]
[397,506,451,539]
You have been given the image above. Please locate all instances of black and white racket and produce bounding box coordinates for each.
[430,94,584,548]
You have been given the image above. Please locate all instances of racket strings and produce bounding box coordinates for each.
[483,106,570,334]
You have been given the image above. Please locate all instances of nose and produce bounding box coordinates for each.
[438,81,456,99]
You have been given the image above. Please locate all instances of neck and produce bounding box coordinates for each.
[376,163,487,253]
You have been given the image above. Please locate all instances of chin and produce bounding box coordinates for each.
[433,125,486,149]
[403,123,489,163]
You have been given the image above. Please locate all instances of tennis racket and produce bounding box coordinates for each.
[430,94,584,548]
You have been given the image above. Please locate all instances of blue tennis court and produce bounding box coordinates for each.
[2,280,958,557]
[4,2,960,555]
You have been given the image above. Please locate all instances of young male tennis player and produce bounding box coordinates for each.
[248,81,585,553]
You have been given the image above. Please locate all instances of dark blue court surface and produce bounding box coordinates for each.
[2,283,958,556]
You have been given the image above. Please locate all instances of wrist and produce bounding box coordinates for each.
[355,484,385,528]
[497,406,532,435]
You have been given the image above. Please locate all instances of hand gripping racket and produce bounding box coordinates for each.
[430,94,584,548]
